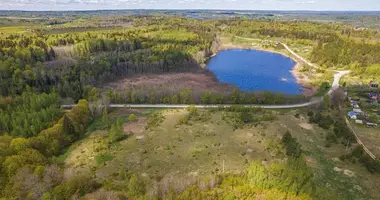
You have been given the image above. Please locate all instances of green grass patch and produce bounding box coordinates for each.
[87,115,129,132]
[55,137,86,164]
[95,154,113,164]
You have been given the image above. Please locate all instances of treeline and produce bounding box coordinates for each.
[222,19,380,80]
[223,19,340,42]
[308,110,357,146]
[340,146,380,173]
[311,38,380,71]
[98,88,308,105]
[0,90,62,137]
[0,99,92,199]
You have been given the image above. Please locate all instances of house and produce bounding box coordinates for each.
[347,111,358,119]
[369,81,379,88]
[368,93,380,101]
[350,100,360,108]
[355,120,364,124]
[353,108,362,113]
[366,122,378,127]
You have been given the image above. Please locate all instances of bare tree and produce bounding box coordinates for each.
[330,87,346,108]
[43,164,63,188]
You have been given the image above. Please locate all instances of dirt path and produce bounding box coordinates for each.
[280,43,319,69]
[345,117,377,160]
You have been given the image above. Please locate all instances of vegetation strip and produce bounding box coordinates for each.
[344,117,376,160]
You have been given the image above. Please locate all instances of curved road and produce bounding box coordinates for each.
[62,43,349,109]
[62,71,348,109]
[280,42,350,93]
[63,98,322,109]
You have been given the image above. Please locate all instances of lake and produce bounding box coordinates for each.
[207,49,303,95]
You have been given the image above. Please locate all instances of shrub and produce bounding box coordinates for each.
[309,112,333,129]
[9,138,30,152]
[108,118,126,143]
[145,112,165,130]
[128,114,137,121]
[53,174,100,200]
[177,114,190,125]
[281,131,301,158]
[95,154,113,164]
[341,145,380,173]
[128,174,145,197]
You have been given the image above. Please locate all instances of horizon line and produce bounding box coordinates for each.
[1,8,380,12]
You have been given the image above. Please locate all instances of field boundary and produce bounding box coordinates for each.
[345,117,377,160]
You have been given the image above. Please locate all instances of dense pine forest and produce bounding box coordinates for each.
[1,13,380,199]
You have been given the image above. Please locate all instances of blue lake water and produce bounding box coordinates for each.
[207,49,302,95]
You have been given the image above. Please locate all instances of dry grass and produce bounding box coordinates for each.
[62,108,379,200]
[349,123,380,158]
[103,72,236,93]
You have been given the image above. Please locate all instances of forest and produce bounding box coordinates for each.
[2,16,380,101]
[1,13,380,199]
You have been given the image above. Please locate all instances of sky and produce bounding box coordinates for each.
[0,0,379,11]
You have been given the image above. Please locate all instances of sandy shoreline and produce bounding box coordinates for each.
[210,43,316,96]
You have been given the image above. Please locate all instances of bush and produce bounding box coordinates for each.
[281,131,301,158]
[128,114,137,121]
[145,112,165,130]
[177,114,190,125]
[247,158,314,196]
[95,154,113,164]
[326,132,338,144]
[108,119,126,143]
[9,138,30,152]
[128,174,145,197]
[177,107,211,125]
[53,174,100,200]
[187,106,199,117]
[332,119,356,143]
[341,146,380,173]
[309,112,333,129]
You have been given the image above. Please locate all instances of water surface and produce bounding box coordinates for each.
[207,49,302,95]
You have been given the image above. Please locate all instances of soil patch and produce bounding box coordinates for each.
[123,117,146,135]
[299,123,313,130]
[344,169,355,177]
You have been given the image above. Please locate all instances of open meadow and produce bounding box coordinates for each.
[59,107,380,200]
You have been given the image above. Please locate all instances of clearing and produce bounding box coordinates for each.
[102,71,236,94]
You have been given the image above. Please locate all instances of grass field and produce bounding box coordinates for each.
[350,122,380,157]
[0,25,34,36]
[61,108,380,199]
[282,112,380,200]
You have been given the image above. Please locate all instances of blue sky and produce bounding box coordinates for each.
[0,0,379,11]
